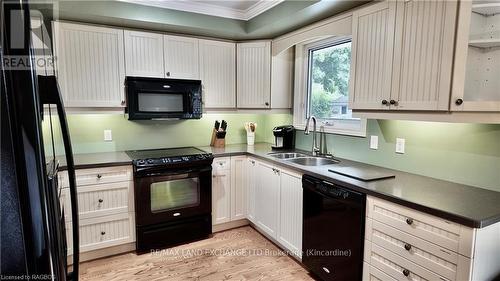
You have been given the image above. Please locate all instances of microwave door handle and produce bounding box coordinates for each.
[188,92,193,112]
[41,75,80,280]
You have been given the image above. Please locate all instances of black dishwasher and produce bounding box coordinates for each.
[302,175,365,281]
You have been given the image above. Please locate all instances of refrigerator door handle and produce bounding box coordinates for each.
[39,75,79,280]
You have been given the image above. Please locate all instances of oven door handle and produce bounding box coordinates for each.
[140,167,209,178]
[154,173,192,181]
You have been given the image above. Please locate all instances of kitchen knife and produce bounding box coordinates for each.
[221,120,227,131]
[215,120,220,131]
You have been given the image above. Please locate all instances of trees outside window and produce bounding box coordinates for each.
[307,41,352,120]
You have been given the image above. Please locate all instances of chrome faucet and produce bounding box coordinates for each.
[304,116,320,156]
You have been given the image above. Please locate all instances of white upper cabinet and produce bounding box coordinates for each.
[124,30,164,78]
[350,0,458,112]
[53,22,126,107]
[164,35,199,79]
[199,39,236,108]
[350,1,397,110]
[237,41,271,108]
[391,0,458,111]
[271,47,294,109]
[452,0,500,112]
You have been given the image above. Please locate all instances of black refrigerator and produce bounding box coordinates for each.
[1,1,79,280]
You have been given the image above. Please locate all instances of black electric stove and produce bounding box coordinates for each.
[126,147,214,253]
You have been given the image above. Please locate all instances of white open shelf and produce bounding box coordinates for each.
[472,2,500,16]
[469,38,500,48]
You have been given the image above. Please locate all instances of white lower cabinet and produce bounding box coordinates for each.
[212,158,231,225]
[66,212,135,254]
[246,158,258,223]
[230,156,247,220]
[255,161,281,239]
[362,262,396,281]
[364,196,500,281]
[277,169,303,258]
[60,165,135,256]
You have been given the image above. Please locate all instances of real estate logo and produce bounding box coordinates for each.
[2,1,58,71]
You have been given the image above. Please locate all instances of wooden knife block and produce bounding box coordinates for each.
[210,128,225,148]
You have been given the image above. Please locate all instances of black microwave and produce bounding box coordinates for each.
[125,77,202,120]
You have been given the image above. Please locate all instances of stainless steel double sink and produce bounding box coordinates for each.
[267,152,340,166]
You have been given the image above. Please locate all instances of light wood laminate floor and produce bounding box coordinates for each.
[80,226,314,280]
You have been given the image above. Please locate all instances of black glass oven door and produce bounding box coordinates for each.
[135,168,211,226]
[150,175,199,212]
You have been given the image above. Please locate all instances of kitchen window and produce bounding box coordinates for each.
[293,37,366,137]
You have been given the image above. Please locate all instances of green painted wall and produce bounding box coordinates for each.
[296,120,500,192]
[43,113,292,155]
[45,114,500,192]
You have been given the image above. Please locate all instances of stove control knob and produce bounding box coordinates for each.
[137,159,145,165]
[147,159,154,164]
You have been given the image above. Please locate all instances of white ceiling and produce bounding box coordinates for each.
[117,0,285,20]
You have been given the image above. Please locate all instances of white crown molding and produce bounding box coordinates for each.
[245,0,284,20]
[117,0,284,21]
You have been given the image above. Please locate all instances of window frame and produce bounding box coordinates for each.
[293,36,367,137]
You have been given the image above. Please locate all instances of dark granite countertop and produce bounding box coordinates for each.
[61,143,500,228]
[198,143,500,228]
[58,151,132,170]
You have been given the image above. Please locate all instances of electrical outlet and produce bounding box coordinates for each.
[370,135,378,150]
[396,138,405,154]
[104,130,112,142]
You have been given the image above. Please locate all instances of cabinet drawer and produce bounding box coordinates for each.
[363,262,396,281]
[368,243,449,281]
[212,157,230,172]
[63,181,133,221]
[366,218,470,281]
[366,196,474,257]
[59,165,133,187]
[67,213,135,253]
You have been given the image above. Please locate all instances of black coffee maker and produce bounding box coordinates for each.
[272,125,295,150]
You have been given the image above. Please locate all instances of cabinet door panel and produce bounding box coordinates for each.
[278,170,302,258]
[164,35,199,79]
[53,22,125,107]
[212,170,231,225]
[350,1,396,110]
[199,40,236,108]
[230,156,247,221]
[271,48,294,109]
[391,0,457,111]
[452,0,500,112]
[246,158,258,223]
[237,42,271,108]
[255,161,280,239]
[124,30,164,78]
